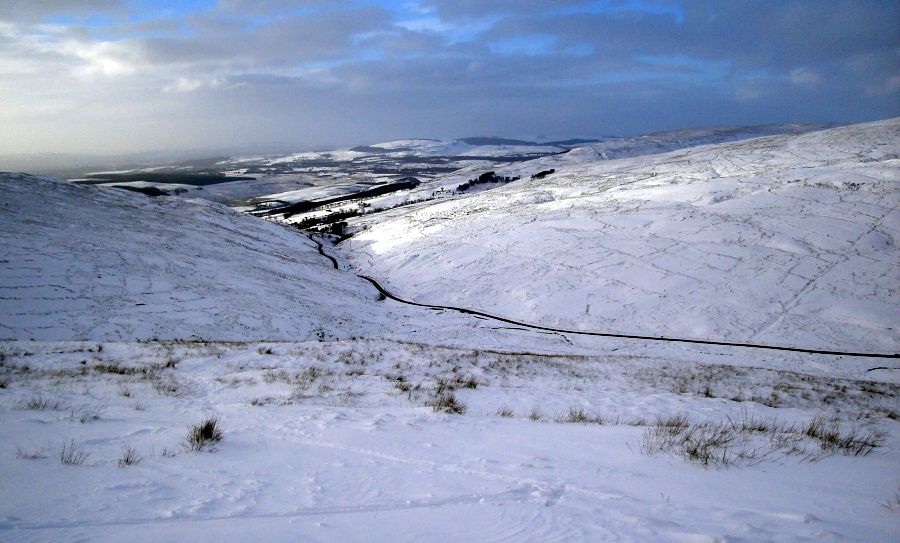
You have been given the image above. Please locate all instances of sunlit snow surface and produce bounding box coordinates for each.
[0,120,898,542]
[347,119,900,352]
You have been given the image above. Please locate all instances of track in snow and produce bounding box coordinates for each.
[356,275,898,359]
[303,215,898,359]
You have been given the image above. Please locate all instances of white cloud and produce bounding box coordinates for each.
[403,2,434,15]
[162,78,204,93]
[162,77,226,93]
[52,39,141,77]
[395,14,496,43]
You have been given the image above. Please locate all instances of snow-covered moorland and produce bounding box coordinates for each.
[1,119,899,542]
[345,118,900,353]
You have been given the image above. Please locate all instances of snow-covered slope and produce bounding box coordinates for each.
[391,123,829,196]
[255,126,823,170]
[547,123,826,164]
[0,173,401,341]
[345,119,900,352]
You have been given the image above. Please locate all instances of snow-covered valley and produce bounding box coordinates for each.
[1,120,898,542]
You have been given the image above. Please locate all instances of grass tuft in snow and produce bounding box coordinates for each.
[435,374,480,395]
[18,396,67,411]
[187,417,223,452]
[68,406,103,423]
[429,392,466,414]
[152,375,185,397]
[93,362,146,376]
[881,490,900,513]
[557,406,603,424]
[802,416,883,456]
[59,440,89,465]
[641,416,745,467]
[118,445,143,467]
[262,368,290,384]
[641,412,885,467]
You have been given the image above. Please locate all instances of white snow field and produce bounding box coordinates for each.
[345,118,900,353]
[1,120,899,542]
[1,340,897,542]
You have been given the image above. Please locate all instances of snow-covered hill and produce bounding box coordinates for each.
[345,119,900,352]
[251,125,824,170]
[250,137,566,166]
[0,173,400,341]
[1,125,899,543]
[379,123,830,197]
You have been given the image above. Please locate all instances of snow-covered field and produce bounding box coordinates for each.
[1,340,897,542]
[1,120,899,542]
[345,119,900,353]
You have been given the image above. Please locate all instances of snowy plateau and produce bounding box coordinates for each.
[0,119,898,542]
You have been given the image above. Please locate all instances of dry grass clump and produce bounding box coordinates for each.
[429,392,466,414]
[118,445,143,467]
[557,406,604,424]
[17,396,67,411]
[262,368,291,384]
[641,412,885,467]
[435,374,480,394]
[59,440,89,465]
[187,417,223,452]
[802,416,882,456]
[151,375,185,397]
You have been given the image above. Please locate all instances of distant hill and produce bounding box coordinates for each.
[457,137,545,146]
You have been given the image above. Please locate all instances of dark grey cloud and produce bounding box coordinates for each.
[0,0,124,21]
[0,0,897,156]
[125,6,390,69]
[213,0,329,14]
[466,0,899,69]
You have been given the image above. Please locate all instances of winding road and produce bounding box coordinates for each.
[308,234,899,360]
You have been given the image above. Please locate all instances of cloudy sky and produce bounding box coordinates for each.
[2,0,898,156]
